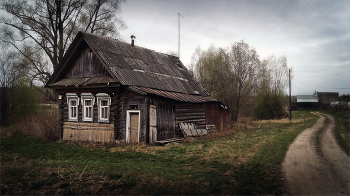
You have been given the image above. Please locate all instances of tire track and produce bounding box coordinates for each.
[282,112,349,195]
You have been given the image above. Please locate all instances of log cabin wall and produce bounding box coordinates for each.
[148,96,175,141]
[175,102,206,130]
[64,44,110,78]
[206,102,231,131]
[57,91,119,142]
[206,102,220,130]
[120,90,147,142]
[58,93,66,139]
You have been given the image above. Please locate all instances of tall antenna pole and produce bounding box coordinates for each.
[178,13,184,59]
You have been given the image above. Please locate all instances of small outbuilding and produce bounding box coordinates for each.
[297,95,318,110]
[46,32,230,143]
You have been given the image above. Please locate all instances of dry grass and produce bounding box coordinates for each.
[2,112,59,141]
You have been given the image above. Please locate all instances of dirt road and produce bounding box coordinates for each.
[283,112,349,195]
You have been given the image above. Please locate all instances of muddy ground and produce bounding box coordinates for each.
[283,112,349,195]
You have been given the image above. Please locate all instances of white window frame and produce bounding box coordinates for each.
[67,93,79,122]
[81,93,94,122]
[96,93,111,123]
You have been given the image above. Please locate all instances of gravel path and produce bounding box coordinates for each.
[282,112,349,195]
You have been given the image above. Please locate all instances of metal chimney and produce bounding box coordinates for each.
[131,35,136,47]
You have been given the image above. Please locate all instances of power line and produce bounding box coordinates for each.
[295,70,350,77]
[294,79,350,89]
[294,64,349,72]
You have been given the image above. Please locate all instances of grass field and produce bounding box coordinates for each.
[318,110,349,155]
[1,111,318,195]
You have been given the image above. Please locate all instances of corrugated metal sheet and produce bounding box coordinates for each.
[127,86,217,103]
[81,32,208,96]
[49,76,115,87]
[297,95,318,103]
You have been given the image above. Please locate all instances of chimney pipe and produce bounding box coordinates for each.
[131,35,136,47]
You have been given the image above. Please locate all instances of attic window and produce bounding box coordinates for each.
[194,91,200,94]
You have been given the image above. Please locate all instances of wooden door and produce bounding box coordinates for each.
[149,105,157,144]
[130,113,139,143]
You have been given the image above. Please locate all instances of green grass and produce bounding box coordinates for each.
[1,111,319,195]
[318,110,349,155]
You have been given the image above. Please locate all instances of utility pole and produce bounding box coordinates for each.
[178,13,184,59]
[289,69,292,120]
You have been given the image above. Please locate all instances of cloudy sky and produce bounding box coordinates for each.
[118,0,350,96]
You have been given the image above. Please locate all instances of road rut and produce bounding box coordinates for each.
[283,112,349,195]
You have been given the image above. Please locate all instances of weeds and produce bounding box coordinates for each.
[1,111,319,195]
[2,111,59,141]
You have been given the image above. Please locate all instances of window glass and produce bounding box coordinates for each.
[101,100,108,106]
[83,99,93,121]
[100,100,108,120]
[69,99,78,120]
[96,93,110,123]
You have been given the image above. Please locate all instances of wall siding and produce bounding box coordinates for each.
[64,46,110,78]
[148,96,175,141]
[120,91,147,142]
[175,102,206,130]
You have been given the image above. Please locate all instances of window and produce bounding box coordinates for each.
[70,99,78,119]
[84,99,93,120]
[130,104,138,109]
[100,100,109,120]
[96,93,111,123]
[81,93,94,122]
[67,93,79,122]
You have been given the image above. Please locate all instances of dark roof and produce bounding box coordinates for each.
[49,76,115,87]
[127,86,217,103]
[47,31,208,97]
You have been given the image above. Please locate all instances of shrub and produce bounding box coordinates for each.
[8,111,60,142]
[253,91,286,120]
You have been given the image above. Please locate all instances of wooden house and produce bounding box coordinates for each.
[316,91,339,109]
[46,32,230,143]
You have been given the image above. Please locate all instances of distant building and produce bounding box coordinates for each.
[316,91,339,109]
[297,95,318,110]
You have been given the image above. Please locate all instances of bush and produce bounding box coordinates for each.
[9,111,60,142]
[253,91,286,120]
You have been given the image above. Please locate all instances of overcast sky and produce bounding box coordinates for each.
[119,0,350,95]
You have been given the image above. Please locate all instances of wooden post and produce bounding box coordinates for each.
[289,69,292,120]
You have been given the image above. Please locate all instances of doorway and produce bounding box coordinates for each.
[126,110,140,143]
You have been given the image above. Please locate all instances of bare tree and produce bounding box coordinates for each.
[253,55,291,120]
[0,0,126,87]
[226,41,261,122]
[0,46,30,125]
[191,41,261,122]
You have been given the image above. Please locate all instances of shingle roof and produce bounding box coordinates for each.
[80,32,208,96]
[128,86,217,103]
